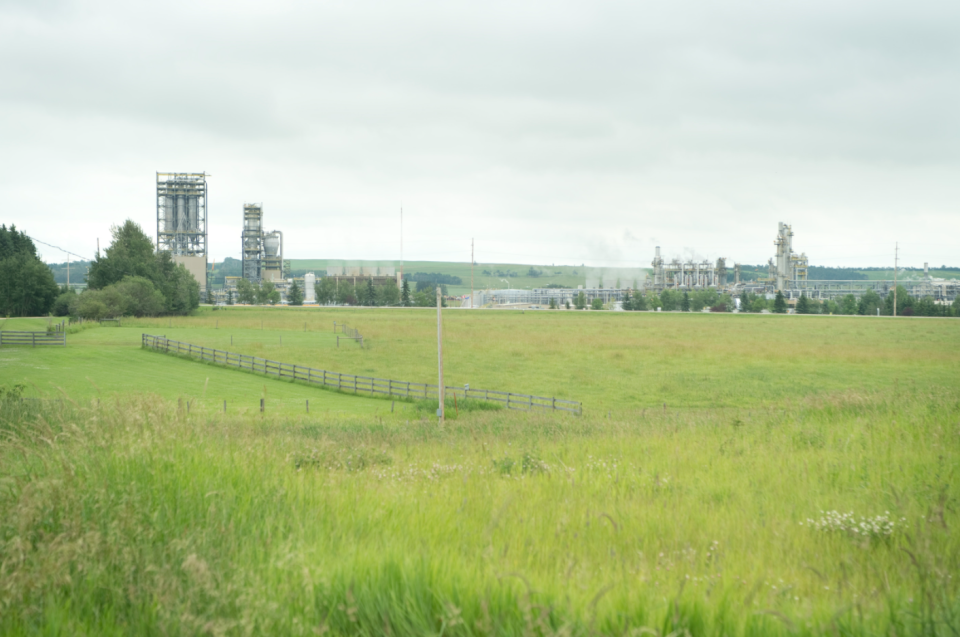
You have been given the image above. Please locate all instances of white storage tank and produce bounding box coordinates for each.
[304,272,316,303]
[263,232,281,257]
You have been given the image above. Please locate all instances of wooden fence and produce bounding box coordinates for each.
[333,321,363,346]
[142,333,581,414]
[0,331,66,347]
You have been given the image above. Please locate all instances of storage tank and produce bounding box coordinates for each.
[304,272,316,303]
[263,232,281,257]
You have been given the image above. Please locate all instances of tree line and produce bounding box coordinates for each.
[53,220,200,319]
[0,225,60,316]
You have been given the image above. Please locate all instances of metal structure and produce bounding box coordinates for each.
[156,172,208,292]
[262,230,283,282]
[157,172,207,257]
[240,203,284,285]
[474,287,631,308]
[649,246,727,290]
[644,222,959,303]
[242,204,263,282]
[768,222,808,290]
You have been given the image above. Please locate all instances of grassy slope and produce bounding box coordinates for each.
[0,322,403,417]
[859,269,960,281]
[291,259,591,295]
[124,307,960,411]
[291,259,960,292]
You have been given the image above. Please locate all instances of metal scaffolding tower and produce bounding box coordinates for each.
[157,173,207,257]
[242,204,263,283]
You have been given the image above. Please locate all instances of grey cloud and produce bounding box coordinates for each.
[1,0,957,267]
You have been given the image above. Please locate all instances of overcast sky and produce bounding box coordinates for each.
[2,0,957,268]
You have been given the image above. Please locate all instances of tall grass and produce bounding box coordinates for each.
[2,390,958,635]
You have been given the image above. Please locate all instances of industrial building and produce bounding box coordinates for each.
[241,203,284,284]
[156,172,208,292]
[646,222,959,303]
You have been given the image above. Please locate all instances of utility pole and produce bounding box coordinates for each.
[471,238,474,309]
[893,242,898,317]
[437,285,445,423]
[400,206,404,287]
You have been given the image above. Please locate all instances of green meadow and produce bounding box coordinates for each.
[124,307,959,411]
[1,309,959,635]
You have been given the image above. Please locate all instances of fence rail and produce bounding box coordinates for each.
[142,333,581,414]
[0,331,66,347]
[333,321,363,346]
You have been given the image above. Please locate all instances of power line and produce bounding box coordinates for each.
[27,236,93,263]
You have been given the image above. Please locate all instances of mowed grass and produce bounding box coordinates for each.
[0,321,402,418]
[1,392,957,635]
[125,307,960,411]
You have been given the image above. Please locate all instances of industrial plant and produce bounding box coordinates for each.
[241,203,284,284]
[150,170,955,309]
[474,222,958,309]
[156,172,208,293]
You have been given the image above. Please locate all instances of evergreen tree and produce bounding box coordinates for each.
[681,292,691,312]
[621,290,631,310]
[366,279,376,306]
[401,279,411,306]
[227,289,235,305]
[796,293,811,314]
[859,289,883,315]
[634,293,648,311]
[287,280,304,306]
[574,291,587,309]
[0,224,59,316]
[548,297,557,309]
[773,290,787,314]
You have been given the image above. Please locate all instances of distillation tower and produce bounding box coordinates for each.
[649,246,727,290]
[240,203,284,284]
[156,172,208,292]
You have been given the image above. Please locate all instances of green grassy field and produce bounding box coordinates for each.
[1,309,959,635]
[123,307,960,412]
[0,317,401,418]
